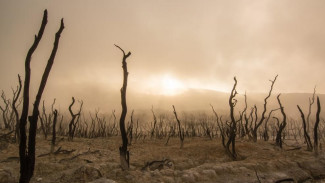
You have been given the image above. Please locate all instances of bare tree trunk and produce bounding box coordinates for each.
[19,10,64,183]
[115,44,131,170]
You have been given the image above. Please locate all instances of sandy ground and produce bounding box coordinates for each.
[1,134,325,183]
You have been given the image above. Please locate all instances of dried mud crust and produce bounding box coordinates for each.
[0,136,324,183]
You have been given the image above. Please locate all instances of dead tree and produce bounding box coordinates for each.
[68,97,83,141]
[307,87,316,134]
[212,77,239,160]
[240,92,248,138]
[51,109,58,153]
[115,44,131,170]
[19,9,64,183]
[0,91,10,129]
[226,77,239,160]
[151,106,157,138]
[314,96,321,152]
[110,110,117,136]
[275,94,287,148]
[172,105,184,148]
[297,105,313,151]
[12,75,22,142]
[252,75,277,142]
[210,105,226,148]
[39,100,52,139]
[262,108,280,141]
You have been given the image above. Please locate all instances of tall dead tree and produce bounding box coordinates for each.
[275,94,287,148]
[68,97,83,141]
[314,96,321,152]
[19,10,64,183]
[252,75,277,142]
[115,44,131,170]
[172,105,184,148]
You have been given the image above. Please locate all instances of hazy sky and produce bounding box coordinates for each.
[1,0,325,110]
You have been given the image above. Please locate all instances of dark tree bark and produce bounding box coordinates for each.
[115,44,131,170]
[275,94,287,148]
[19,10,64,183]
[252,75,277,142]
[297,105,313,151]
[172,105,184,148]
[314,96,321,152]
[127,110,134,145]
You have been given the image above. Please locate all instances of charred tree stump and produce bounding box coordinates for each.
[115,44,131,170]
[19,10,64,183]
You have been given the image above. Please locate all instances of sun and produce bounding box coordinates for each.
[141,74,187,96]
[160,75,186,95]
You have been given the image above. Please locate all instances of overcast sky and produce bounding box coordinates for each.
[0,0,325,110]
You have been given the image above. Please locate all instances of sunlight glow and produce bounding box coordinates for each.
[141,74,187,96]
[161,75,186,95]
[139,74,230,96]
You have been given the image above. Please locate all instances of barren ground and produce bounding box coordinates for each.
[1,133,325,183]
